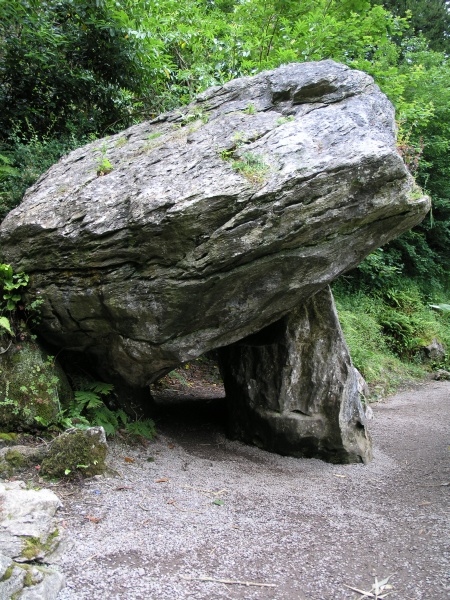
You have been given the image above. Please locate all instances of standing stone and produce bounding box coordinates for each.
[218,287,372,464]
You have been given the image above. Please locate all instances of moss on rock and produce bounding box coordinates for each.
[0,445,45,477]
[0,433,18,444]
[0,340,73,431]
[4,449,25,469]
[20,529,59,562]
[1,564,14,582]
[40,427,107,479]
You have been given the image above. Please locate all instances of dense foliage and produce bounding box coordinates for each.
[0,0,448,386]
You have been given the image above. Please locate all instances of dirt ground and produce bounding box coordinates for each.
[52,375,449,600]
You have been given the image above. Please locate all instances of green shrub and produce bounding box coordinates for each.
[0,130,92,221]
[333,276,449,394]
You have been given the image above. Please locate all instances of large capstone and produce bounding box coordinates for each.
[0,61,430,462]
[218,286,372,464]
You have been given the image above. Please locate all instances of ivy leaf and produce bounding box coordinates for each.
[0,316,12,334]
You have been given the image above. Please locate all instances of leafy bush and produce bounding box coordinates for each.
[333,276,449,393]
[0,128,92,220]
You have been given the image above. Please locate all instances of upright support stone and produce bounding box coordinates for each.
[218,286,372,464]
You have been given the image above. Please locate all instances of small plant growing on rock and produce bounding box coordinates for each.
[94,142,113,176]
[179,109,208,126]
[114,137,128,149]
[243,103,257,115]
[276,116,295,126]
[231,152,268,183]
[0,263,29,336]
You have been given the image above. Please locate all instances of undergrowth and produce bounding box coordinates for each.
[0,125,94,221]
[333,275,449,397]
[37,380,156,440]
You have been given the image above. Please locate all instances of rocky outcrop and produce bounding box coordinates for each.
[218,287,372,463]
[421,338,446,363]
[0,61,429,392]
[0,480,65,599]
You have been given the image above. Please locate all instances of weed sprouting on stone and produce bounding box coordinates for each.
[93,142,113,176]
[179,109,209,126]
[243,103,257,115]
[114,137,128,149]
[276,116,295,126]
[231,152,268,183]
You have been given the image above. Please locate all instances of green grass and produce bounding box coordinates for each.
[333,278,449,398]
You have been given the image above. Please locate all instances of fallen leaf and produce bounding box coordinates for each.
[124,457,135,463]
[85,515,101,523]
[418,501,431,506]
[115,485,133,491]
[212,499,224,506]
[167,499,176,504]
[155,477,169,483]
[168,443,175,449]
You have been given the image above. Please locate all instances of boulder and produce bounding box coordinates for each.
[0,61,429,392]
[421,338,446,362]
[0,480,62,562]
[0,481,65,598]
[218,287,372,463]
[40,426,108,479]
[433,369,450,381]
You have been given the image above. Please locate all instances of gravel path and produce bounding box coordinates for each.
[54,381,449,600]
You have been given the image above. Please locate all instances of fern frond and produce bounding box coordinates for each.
[116,409,128,426]
[125,419,156,440]
[85,381,115,396]
[74,390,104,409]
[91,405,120,436]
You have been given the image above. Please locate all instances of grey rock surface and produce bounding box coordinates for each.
[218,286,372,463]
[0,481,65,599]
[0,61,429,389]
[0,557,25,599]
[18,568,65,600]
[0,480,62,561]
